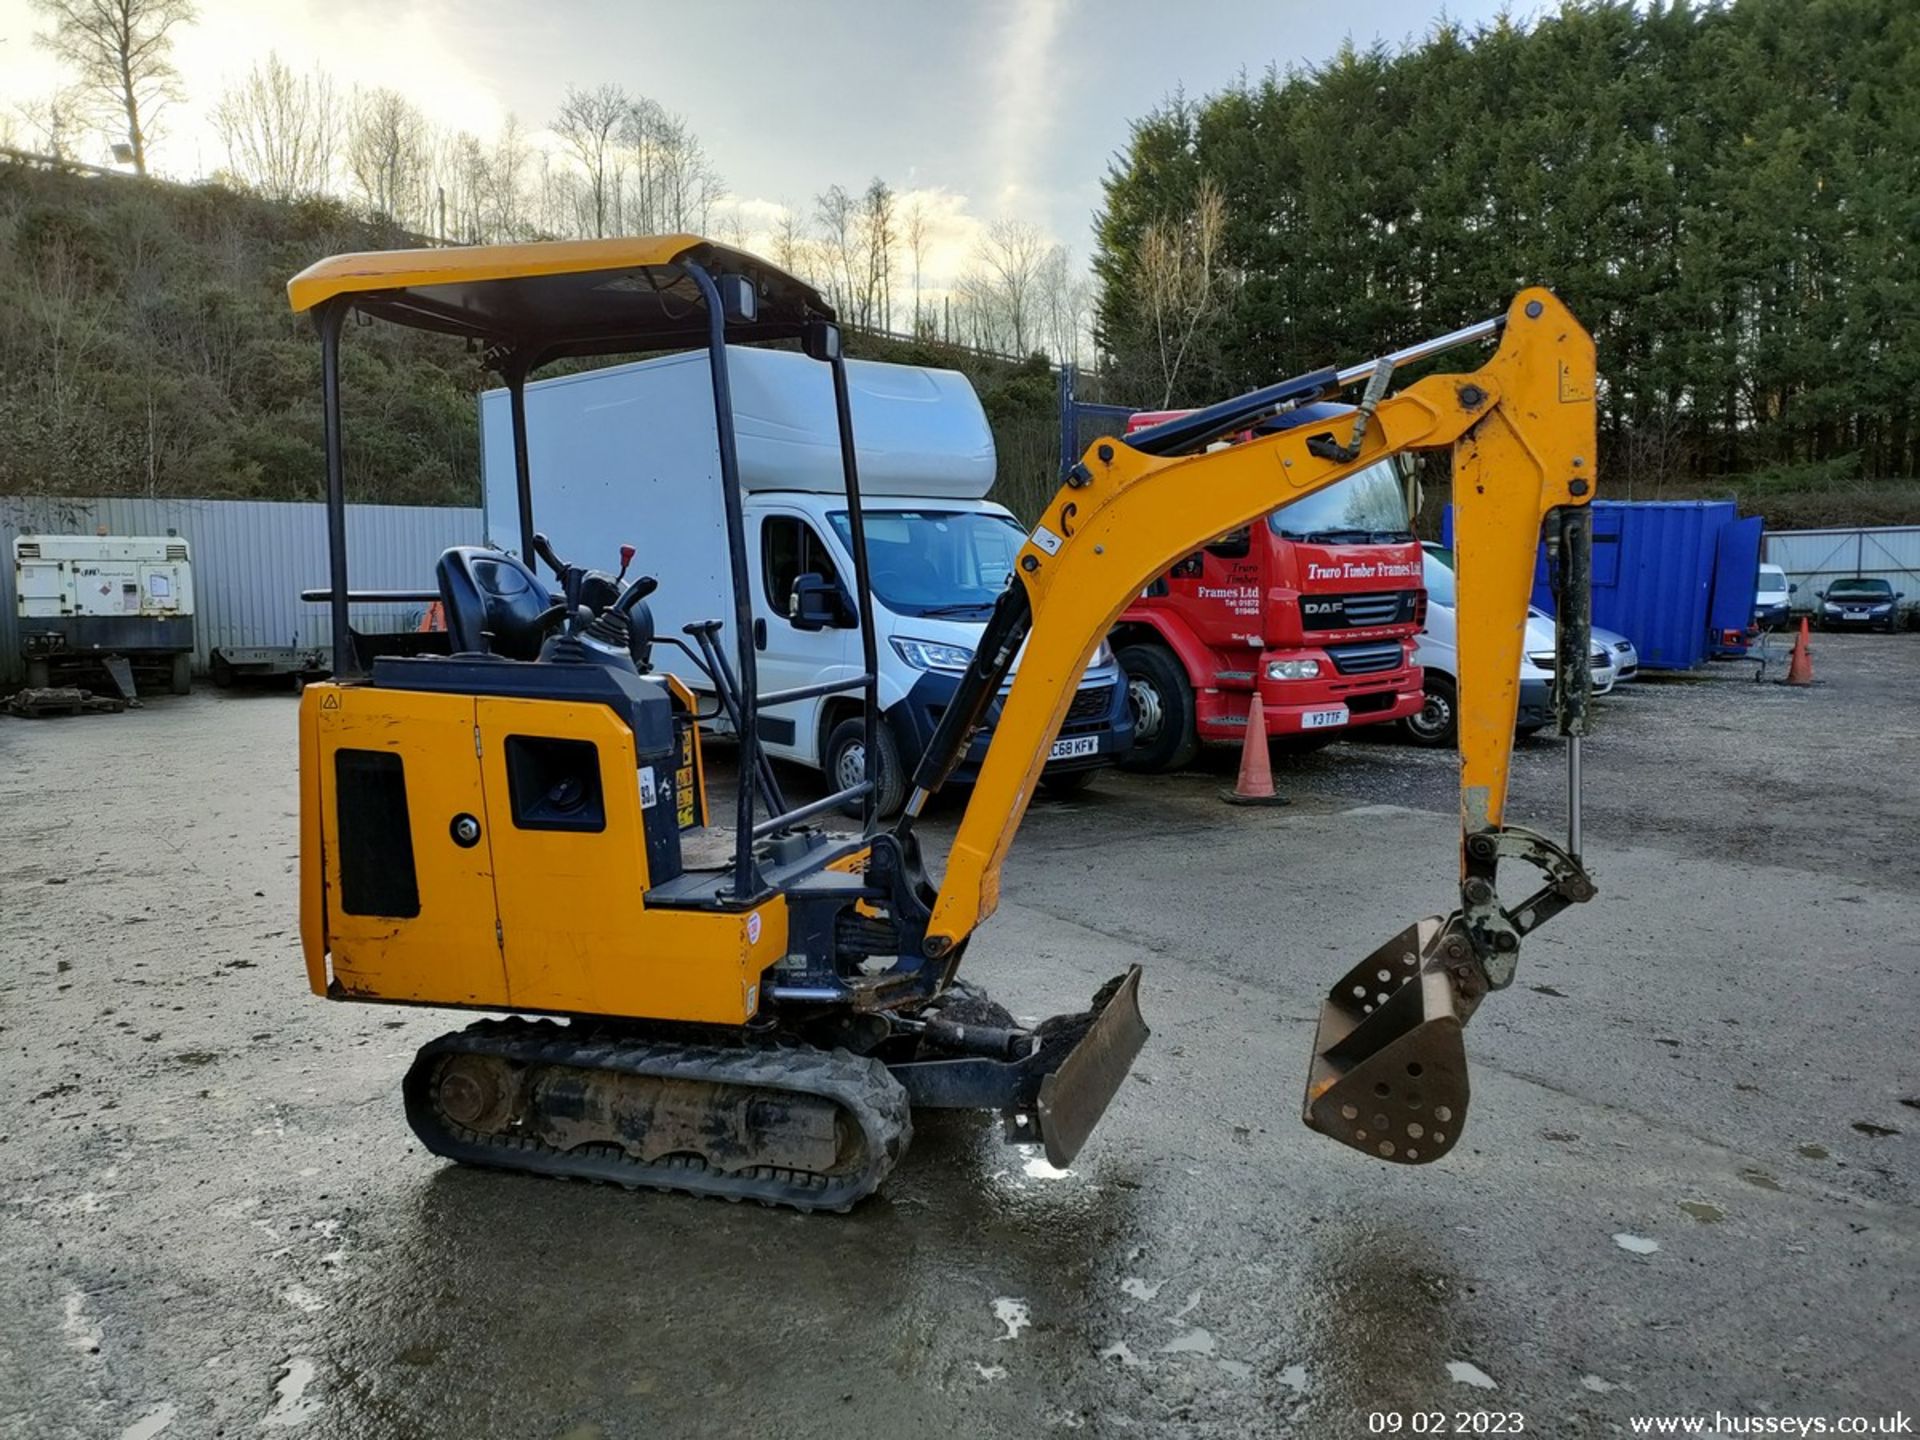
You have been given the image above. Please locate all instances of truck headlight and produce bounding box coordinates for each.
[1266,659,1321,680]
[890,636,975,672]
[1089,639,1113,668]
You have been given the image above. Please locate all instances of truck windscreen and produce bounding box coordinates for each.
[1268,460,1413,544]
[829,509,1027,617]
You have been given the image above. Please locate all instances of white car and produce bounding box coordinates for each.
[1404,547,1614,747]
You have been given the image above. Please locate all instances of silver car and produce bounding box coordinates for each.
[1529,607,1637,681]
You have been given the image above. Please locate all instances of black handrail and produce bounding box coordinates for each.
[757,673,874,707]
[753,782,873,840]
[684,621,787,820]
[300,589,442,604]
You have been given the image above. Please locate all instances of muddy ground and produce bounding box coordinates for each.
[1,632,1915,1438]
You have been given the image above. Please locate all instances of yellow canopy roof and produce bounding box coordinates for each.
[286,235,833,359]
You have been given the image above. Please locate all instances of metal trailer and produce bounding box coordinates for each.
[1764,525,1920,623]
[209,642,328,688]
[13,534,196,695]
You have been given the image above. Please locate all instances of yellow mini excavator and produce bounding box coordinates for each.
[288,236,1598,1210]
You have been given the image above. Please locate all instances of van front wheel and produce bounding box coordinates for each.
[826,715,906,819]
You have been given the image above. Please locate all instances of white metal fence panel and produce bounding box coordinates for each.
[1,496,482,682]
[1764,526,1920,615]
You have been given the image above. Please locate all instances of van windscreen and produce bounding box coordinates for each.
[828,509,1027,617]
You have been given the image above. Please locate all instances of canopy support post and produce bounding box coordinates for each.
[683,261,762,901]
[503,351,537,564]
[828,350,881,832]
[318,299,353,678]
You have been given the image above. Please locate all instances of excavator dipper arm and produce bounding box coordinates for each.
[896,288,1600,1164]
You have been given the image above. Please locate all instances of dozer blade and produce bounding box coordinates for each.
[1303,917,1473,1165]
[1036,965,1149,1168]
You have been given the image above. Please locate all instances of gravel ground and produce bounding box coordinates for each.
[1,631,1914,1439]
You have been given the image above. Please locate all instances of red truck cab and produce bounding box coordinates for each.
[1108,403,1426,771]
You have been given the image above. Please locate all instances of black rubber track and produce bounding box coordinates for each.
[402,1018,913,1214]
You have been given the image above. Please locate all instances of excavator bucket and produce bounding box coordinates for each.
[1303,917,1472,1164]
[1035,966,1150,1168]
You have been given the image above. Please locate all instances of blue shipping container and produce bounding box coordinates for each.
[1441,500,1764,671]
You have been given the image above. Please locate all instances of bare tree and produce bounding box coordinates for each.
[1034,244,1091,367]
[814,184,860,318]
[31,0,196,175]
[347,87,429,226]
[658,114,723,233]
[11,88,86,160]
[770,202,803,273]
[1133,177,1227,405]
[552,83,626,237]
[859,177,896,330]
[974,218,1049,354]
[212,52,338,200]
[481,113,530,241]
[716,205,751,248]
[904,196,932,333]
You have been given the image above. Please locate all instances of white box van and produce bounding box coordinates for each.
[480,347,1132,811]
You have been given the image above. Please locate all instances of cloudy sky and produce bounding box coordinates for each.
[2,0,1526,280]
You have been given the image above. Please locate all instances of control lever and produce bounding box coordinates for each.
[615,544,636,582]
[614,574,659,617]
[532,532,584,616]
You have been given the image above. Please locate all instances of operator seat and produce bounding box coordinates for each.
[435,546,555,660]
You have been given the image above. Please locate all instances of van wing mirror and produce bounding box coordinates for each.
[790,572,851,631]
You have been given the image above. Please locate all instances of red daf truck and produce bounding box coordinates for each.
[1102,401,1427,771]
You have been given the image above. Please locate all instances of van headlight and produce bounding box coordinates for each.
[891,636,975,672]
[1266,659,1321,680]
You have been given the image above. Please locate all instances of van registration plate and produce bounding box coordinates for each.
[1302,708,1349,730]
[1050,735,1100,760]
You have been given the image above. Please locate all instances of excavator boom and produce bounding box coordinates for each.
[902,288,1601,1163]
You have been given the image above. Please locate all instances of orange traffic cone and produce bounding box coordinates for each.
[1783,617,1813,687]
[1222,694,1291,806]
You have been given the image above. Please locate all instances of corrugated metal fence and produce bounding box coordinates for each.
[1,496,482,683]
[1764,525,1920,613]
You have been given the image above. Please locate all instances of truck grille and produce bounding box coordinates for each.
[1326,641,1405,676]
[16,542,40,559]
[1301,591,1419,631]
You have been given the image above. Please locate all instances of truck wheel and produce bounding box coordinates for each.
[25,659,51,690]
[1400,673,1458,748]
[168,652,193,695]
[1116,644,1198,773]
[1040,768,1099,798]
[826,715,906,819]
